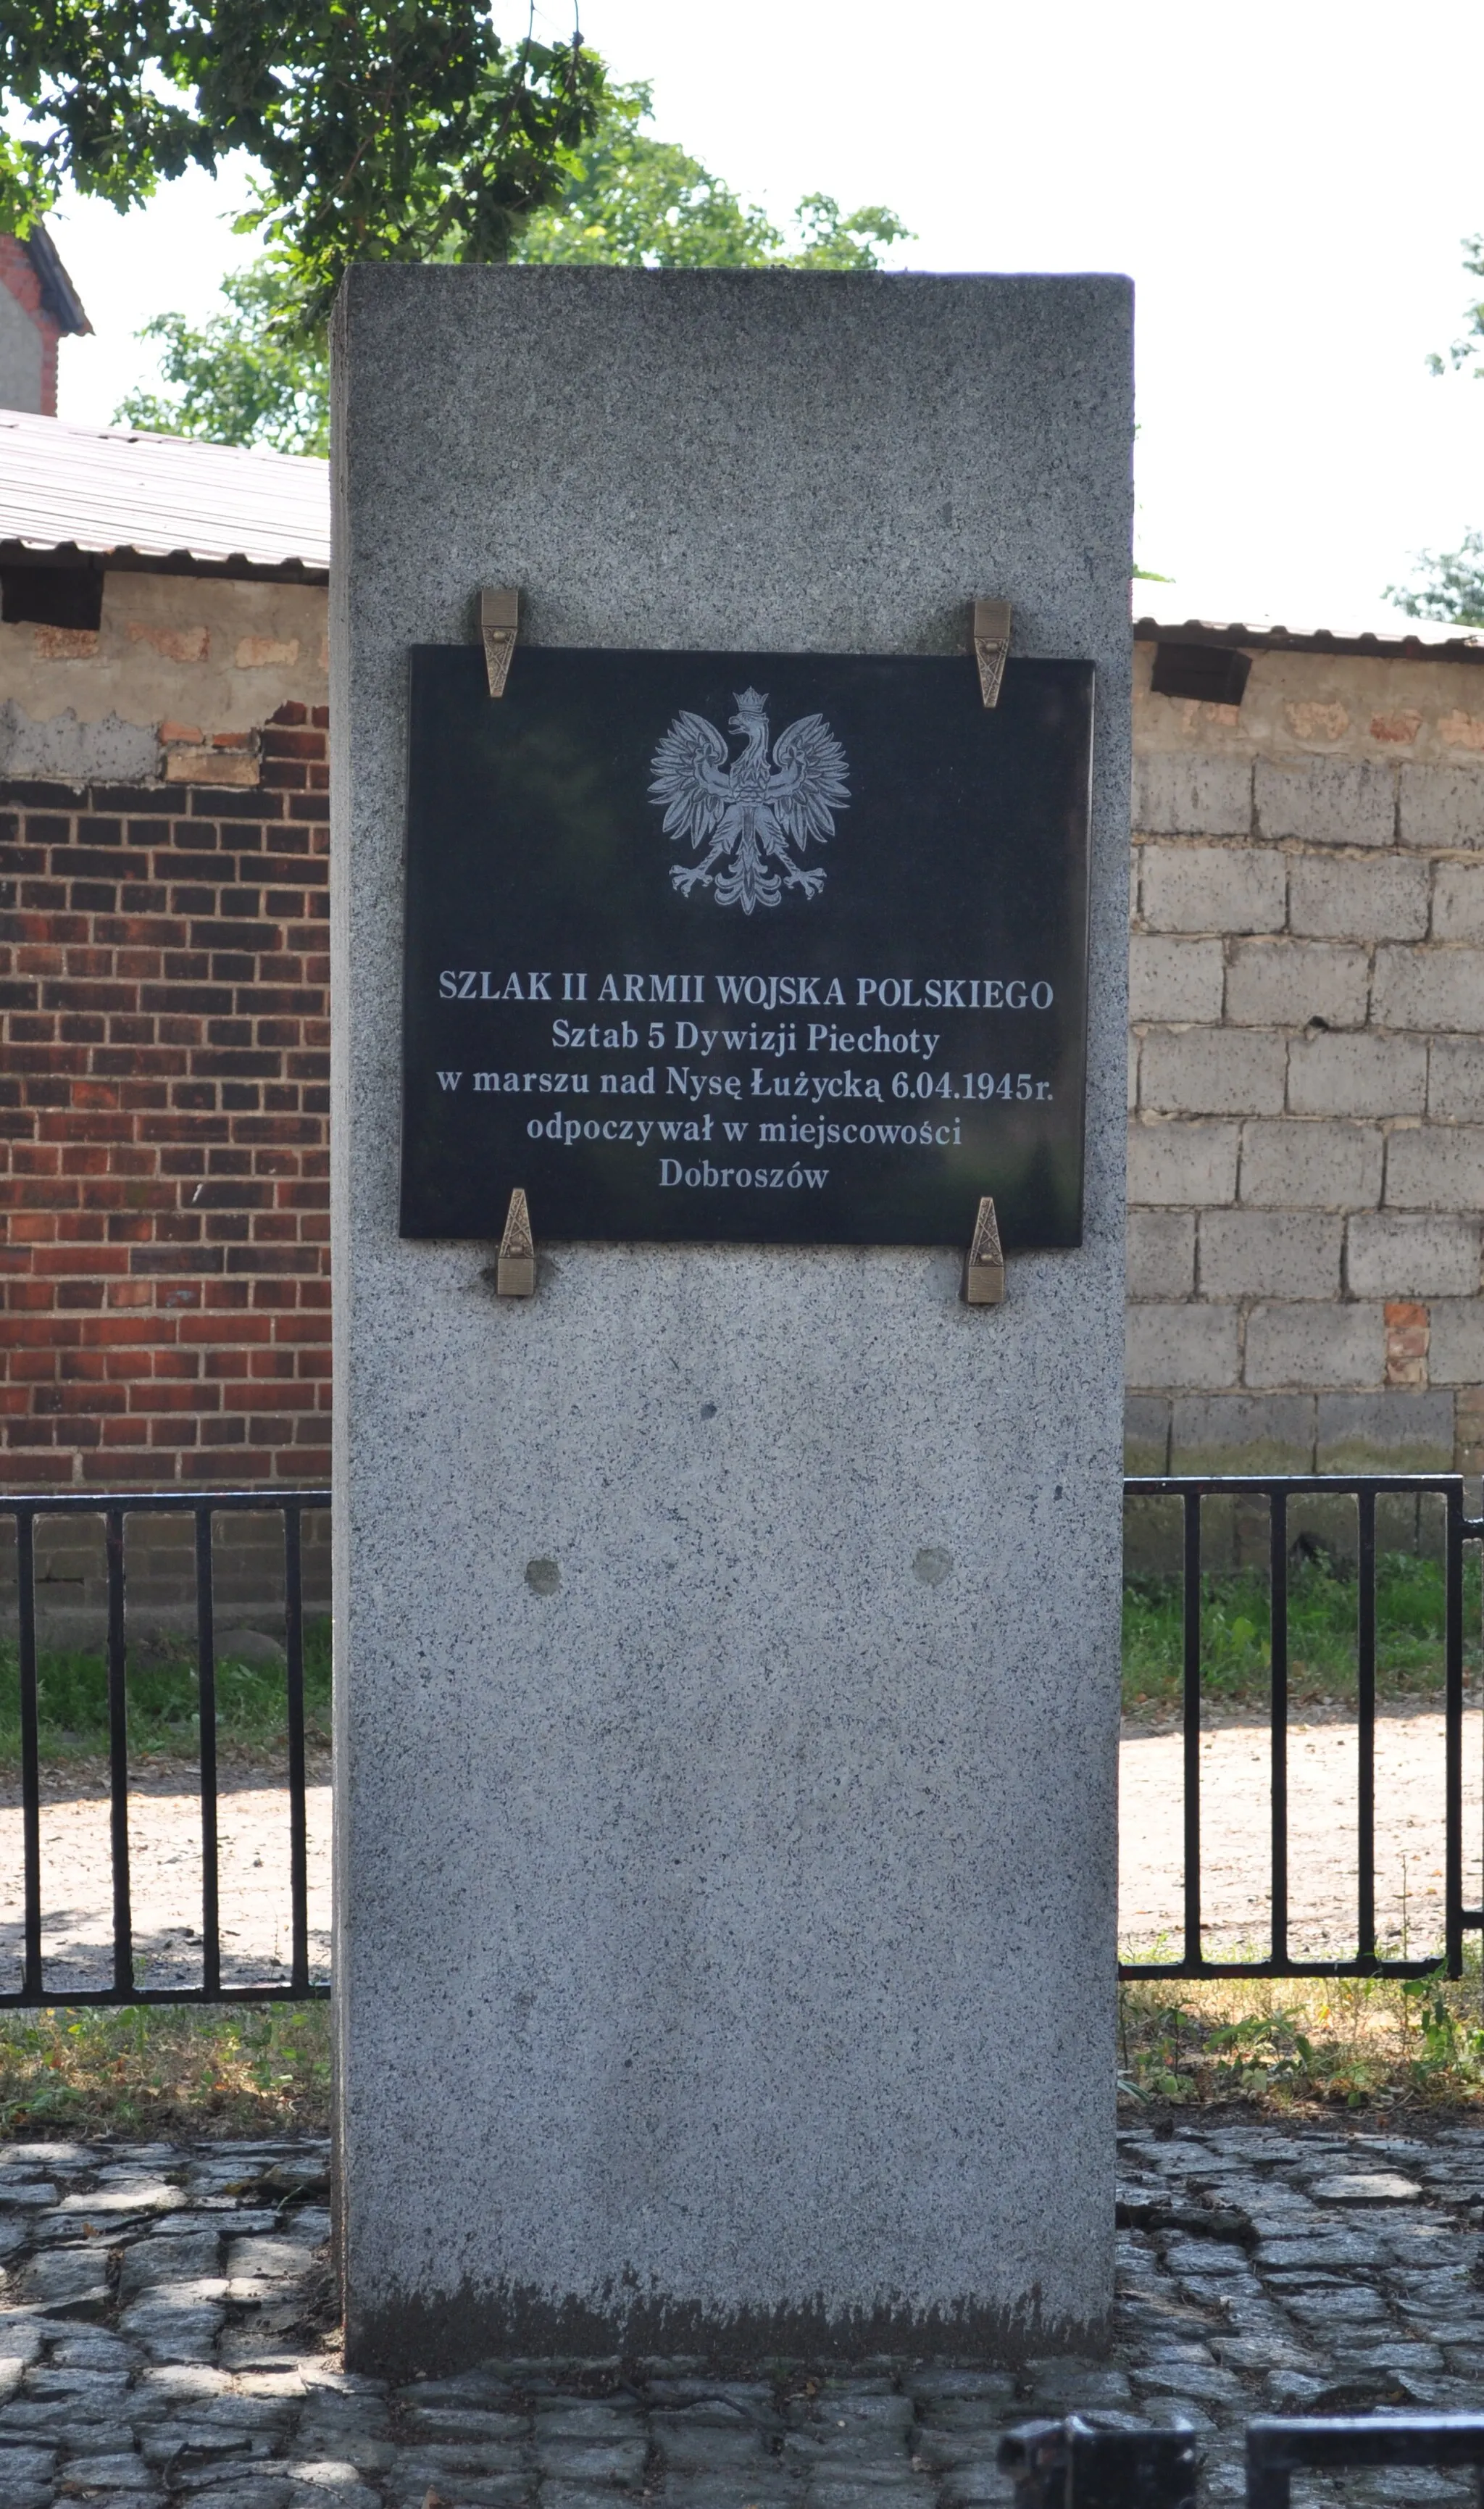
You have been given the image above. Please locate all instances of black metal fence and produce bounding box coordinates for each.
[1002,2413,1484,2508]
[1122,1473,1484,1982]
[0,1487,330,2007]
[4,1473,1481,2003]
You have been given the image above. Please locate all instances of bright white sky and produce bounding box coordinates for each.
[38,0,1484,637]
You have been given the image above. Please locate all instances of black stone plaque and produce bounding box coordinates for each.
[400,647,1093,1247]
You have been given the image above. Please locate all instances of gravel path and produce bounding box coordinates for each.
[0,1706,1473,1987]
[0,2123,1477,2505]
[1120,1706,1484,1962]
[0,1773,330,1997]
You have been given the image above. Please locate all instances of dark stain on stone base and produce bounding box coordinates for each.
[345,2277,1109,2380]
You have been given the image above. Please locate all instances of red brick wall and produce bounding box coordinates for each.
[0,704,330,1487]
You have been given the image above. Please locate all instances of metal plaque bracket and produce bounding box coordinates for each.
[963,1196,1005,1305]
[480,588,520,697]
[496,1188,535,1296]
[972,597,1012,707]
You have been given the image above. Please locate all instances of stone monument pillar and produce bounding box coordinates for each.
[330,267,1132,2371]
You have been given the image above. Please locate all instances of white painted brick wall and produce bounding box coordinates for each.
[1243,1302,1384,1388]
[1384,1127,1484,1209]
[1428,1040,1484,1119]
[1431,862,1484,939]
[1225,940,1369,1028]
[1127,1209,1196,1298]
[1239,1120,1383,1208]
[1372,946,1484,1032]
[1139,844,1286,933]
[1126,1120,1241,1206]
[1346,1212,1481,1297]
[1254,757,1394,847]
[1141,1028,1286,1115]
[1287,1033,1427,1116]
[1126,1303,1241,1389]
[1130,636,1484,1471]
[1399,765,1484,851]
[1289,853,1428,940]
[1128,936,1225,1023]
[1198,1210,1343,1299]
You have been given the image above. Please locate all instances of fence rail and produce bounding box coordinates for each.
[4,1476,1481,2002]
[1121,1473,1484,1983]
[1,1488,330,2007]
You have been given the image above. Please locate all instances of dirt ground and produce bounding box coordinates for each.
[0,1759,331,1993]
[0,1710,1471,1988]
[1120,1702,1483,1962]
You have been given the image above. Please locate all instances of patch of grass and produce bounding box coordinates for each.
[1123,1551,1483,1714]
[0,2002,331,2138]
[1120,1960,1484,2110]
[0,1619,332,1768]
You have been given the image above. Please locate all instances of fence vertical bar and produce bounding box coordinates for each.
[1357,1486,1377,1968]
[1270,1488,1288,1971]
[104,1507,133,1996]
[1182,1489,1202,1971]
[283,1505,309,1994]
[15,1510,41,2002]
[1447,1482,1464,1979]
[194,1505,220,1997]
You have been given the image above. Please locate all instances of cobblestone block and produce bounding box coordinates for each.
[1199,1210,1342,1298]
[1424,1299,1484,1385]
[1141,1030,1286,1115]
[1399,763,1484,851]
[1288,1033,1427,1116]
[1243,1302,1383,1387]
[1239,1120,1383,1209]
[1170,1392,1316,1470]
[17,2251,109,2316]
[1346,1212,1480,1297]
[1225,941,1370,1029]
[1431,860,1484,938]
[1127,1210,1195,1298]
[1386,1125,1484,1210]
[1125,1304,1239,1390]
[1372,944,1484,1031]
[1290,852,1428,940]
[120,2242,221,2301]
[1255,757,1395,846]
[1127,1119,1240,1206]
[1427,1039,1484,1118]
[1315,1392,1456,1473]
[1128,935,1225,1023]
[1139,844,1285,934]
[1133,753,1253,836]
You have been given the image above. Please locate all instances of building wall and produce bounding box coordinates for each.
[0,615,330,1494]
[6,590,1483,1525]
[0,241,49,416]
[1127,634,1484,1484]
[0,573,327,786]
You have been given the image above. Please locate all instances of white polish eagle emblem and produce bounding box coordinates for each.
[649,688,849,914]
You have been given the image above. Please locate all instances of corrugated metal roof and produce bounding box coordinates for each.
[1135,614,1484,665]
[0,409,328,572]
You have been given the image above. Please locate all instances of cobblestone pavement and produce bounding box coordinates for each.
[0,2123,1480,2509]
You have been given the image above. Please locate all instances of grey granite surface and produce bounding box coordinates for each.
[330,267,1133,2371]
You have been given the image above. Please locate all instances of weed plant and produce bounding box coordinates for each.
[0,2002,331,2136]
[1120,1956,1484,2109]
[0,1620,332,1768]
[1123,1550,1483,1715]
